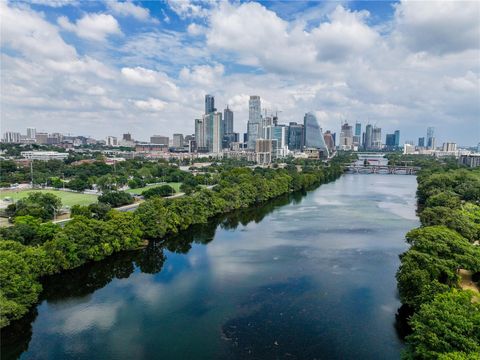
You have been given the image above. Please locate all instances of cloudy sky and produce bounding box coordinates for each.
[1,0,479,145]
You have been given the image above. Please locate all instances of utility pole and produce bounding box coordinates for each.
[30,160,34,188]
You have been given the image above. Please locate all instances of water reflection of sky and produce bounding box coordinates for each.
[14,175,419,360]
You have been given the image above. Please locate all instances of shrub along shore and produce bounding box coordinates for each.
[0,162,344,328]
[396,166,480,359]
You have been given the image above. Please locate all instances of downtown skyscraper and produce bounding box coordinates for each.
[205,94,215,115]
[247,95,261,149]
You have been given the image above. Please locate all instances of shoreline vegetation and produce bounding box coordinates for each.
[0,158,346,329]
[396,165,480,359]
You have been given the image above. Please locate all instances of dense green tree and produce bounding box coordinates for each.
[98,191,133,207]
[5,193,62,221]
[142,185,175,199]
[0,249,42,327]
[404,290,480,359]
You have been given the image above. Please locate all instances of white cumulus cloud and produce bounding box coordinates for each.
[58,13,122,41]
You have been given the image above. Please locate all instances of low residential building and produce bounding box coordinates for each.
[459,154,480,168]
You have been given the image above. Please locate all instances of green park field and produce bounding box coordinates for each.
[1,189,98,207]
[125,182,182,195]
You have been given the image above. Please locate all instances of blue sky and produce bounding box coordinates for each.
[1,0,479,145]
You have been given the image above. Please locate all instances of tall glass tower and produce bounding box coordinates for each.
[303,112,329,157]
[223,106,234,134]
[205,94,215,115]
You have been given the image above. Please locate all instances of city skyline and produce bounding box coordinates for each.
[1,1,479,146]
[1,93,461,149]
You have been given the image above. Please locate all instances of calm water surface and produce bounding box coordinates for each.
[3,174,419,359]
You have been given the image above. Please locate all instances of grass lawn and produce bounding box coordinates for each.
[1,189,98,207]
[126,182,182,195]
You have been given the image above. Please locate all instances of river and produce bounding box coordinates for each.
[2,174,419,359]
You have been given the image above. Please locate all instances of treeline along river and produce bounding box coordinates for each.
[2,174,419,359]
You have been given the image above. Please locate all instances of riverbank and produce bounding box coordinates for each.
[396,167,480,358]
[0,162,345,328]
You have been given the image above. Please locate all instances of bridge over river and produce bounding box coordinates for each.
[345,164,420,175]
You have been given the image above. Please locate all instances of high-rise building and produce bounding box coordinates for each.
[339,122,354,150]
[205,94,215,115]
[26,128,36,140]
[418,137,425,147]
[173,134,184,148]
[365,124,373,150]
[303,112,329,157]
[195,118,207,151]
[427,127,435,149]
[202,112,223,153]
[442,142,457,152]
[353,122,361,147]
[385,133,396,148]
[150,135,169,145]
[123,133,132,141]
[355,122,361,137]
[271,125,288,157]
[372,127,382,149]
[247,95,261,149]
[323,131,335,153]
[223,106,234,135]
[288,122,304,151]
[211,112,223,154]
[394,130,400,147]
[3,132,21,143]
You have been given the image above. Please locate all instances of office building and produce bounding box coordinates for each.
[385,133,396,149]
[205,94,215,115]
[394,130,400,147]
[271,125,288,157]
[288,122,304,151]
[123,133,132,141]
[303,112,329,157]
[364,124,373,150]
[173,134,184,148]
[247,95,262,149]
[418,137,425,147]
[427,127,435,149]
[223,106,234,135]
[150,135,169,145]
